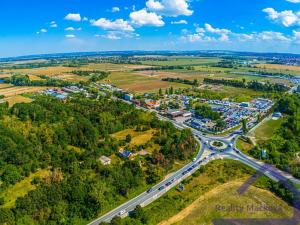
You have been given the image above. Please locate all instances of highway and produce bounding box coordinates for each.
[88,98,300,225]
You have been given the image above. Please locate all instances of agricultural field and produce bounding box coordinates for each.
[141,57,220,66]
[4,95,33,107]
[256,63,300,73]
[0,86,48,97]
[0,169,50,208]
[105,71,190,93]
[82,63,152,71]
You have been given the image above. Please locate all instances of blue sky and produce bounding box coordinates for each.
[0,0,300,57]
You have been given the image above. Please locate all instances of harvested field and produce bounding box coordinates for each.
[256,63,300,72]
[5,95,33,107]
[0,86,48,97]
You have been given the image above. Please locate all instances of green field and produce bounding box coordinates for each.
[252,118,284,144]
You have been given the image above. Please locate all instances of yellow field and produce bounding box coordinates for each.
[111,128,156,146]
[0,83,13,89]
[159,181,292,225]
[256,63,300,72]
[82,63,152,71]
[0,86,48,97]
[0,169,50,208]
[5,95,33,106]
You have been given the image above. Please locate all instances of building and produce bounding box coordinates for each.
[99,156,111,165]
[144,99,160,108]
[119,149,132,158]
[124,93,133,101]
[167,110,184,118]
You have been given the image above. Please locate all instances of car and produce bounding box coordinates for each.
[166,181,172,186]
[119,210,126,216]
[187,167,193,172]
[147,188,153,193]
[193,158,197,162]
[158,186,165,191]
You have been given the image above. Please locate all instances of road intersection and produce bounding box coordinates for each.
[88,101,300,225]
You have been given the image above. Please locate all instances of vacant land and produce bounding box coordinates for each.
[159,181,292,225]
[236,138,254,153]
[251,118,284,144]
[5,95,33,106]
[106,71,190,93]
[112,128,156,146]
[0,86,48,97]
[0,169,50,208]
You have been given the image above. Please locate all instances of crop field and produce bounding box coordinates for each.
[158,181,292,225]
[3,66,78,76]
[141,57,220,66]
[256,63,300,72]
[105,71,190,93]
[5,95,33,106]
[0,86,48,97]
[82,63,152,71]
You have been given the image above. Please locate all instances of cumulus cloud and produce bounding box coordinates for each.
[112,7,120,13]
[65,13,81,22]
[263,8,300,27]
[91,18,134,32]
[171,19,188,24]
[258,31,291,42]
[65,34,76,38]
[146,0,193,17]
[130,9,165,27]
[65,27,75,31]
[50,21,57,28]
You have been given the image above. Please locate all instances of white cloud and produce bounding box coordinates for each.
[112,7,120,12]
[293,30,300,42]
[263,8,300,27]
[39,28,47,33]
[130,9,165,27]
[91,18,134,31]
[65,13,81,22]
[286,0,300,3]
[65,34,76,38]
[105,33,122,40]
[258,31,291,42]
[146,0,193,17]
[50,21,57,28]
[83,17,88,21]
[65,27,75,31]
[204,23,231,34]
[171,19,188,24]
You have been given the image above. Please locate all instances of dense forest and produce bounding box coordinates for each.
[0,96,197,225]
[249,94,300,178]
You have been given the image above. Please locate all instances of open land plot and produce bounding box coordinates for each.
[0,169,50,208]
[0,86,49,97]
[256,63,300,72]
[141,57,220,66]
[198,84,264,102]
[250,118,284,144]
[105,71,190,93]
[111,128,156,146]
[158,181,292,225]
[5,95,33,107]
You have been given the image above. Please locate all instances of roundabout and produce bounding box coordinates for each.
[209,140,228,151]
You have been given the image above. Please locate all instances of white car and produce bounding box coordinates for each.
[119,210,126,216]
[193,158,197,162]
